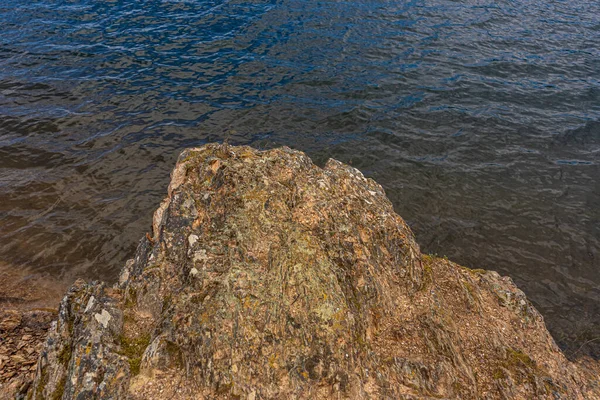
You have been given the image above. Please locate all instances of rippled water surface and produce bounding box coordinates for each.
[0,0,599,355]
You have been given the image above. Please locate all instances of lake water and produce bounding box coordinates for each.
[0,0,598,357]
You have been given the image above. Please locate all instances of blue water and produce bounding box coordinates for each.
[0,0,599,356]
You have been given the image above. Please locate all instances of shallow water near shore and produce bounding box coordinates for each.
[0,0,598,356]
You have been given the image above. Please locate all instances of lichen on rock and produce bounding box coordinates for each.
[29,144,600,399]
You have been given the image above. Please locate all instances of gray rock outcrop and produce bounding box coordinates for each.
[29,144,599,399]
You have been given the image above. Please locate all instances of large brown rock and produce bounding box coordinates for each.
[29,144,599,399]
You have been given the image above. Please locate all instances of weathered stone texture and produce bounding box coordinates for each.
[29,144,600,399]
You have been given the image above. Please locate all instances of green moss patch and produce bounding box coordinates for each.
[57,344,72,367]
[506,348,535,369]
[51,375,67,400]
[118,333,151,376]
[35,365,48,400]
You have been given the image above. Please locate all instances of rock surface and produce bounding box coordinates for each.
[28,144,599,399]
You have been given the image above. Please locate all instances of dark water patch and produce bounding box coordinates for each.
[0,145,67,169]
[0,116,60,140]
[555,120,600,147]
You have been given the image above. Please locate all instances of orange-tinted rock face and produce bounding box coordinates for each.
[29,144,599,399]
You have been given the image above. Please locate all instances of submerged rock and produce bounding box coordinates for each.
[29,144,599,399]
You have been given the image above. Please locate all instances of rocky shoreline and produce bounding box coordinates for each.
[3,144,599,399]
[0,266,66,399]
[0,308,55,399]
